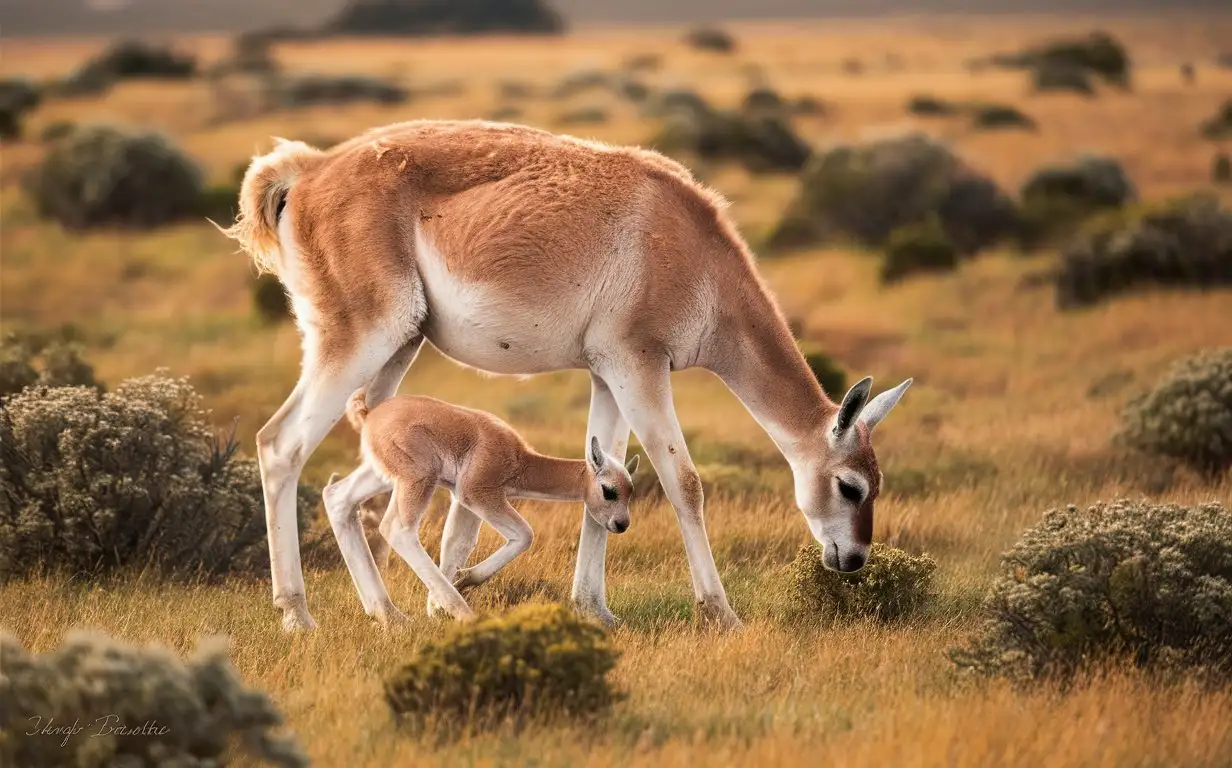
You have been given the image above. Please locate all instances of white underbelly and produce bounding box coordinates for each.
[415,235,591,375]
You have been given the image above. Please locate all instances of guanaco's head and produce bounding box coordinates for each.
[794,377,912,573]
[582,436,639,534]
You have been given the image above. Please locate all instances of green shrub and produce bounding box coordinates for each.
[551,69,609,99]
[949,500,1232,685]
[801,346,847,398]
[323,0,565,36]
[970,103,1036,131]
[253,273,293,324]
[272,73,408,108]
[556,105,609,126]
[0,332,99,399]
[26,124,204,230]
[650,100,810,174]
[1020,31,1132,88]
[384,603,620,729]
[684,26,736,54]
[881,217,960,283]
[615,77,650,103]
[1117,349,1232,476]
[1032,61,1096,95]
[0,631,306,767]
[767,133,1017,255]
[742,85,785,114]
[1214,153,1231,184]
[0,372,319,580]
[907,94,959,117]
[1018,155,1136,247]
[0,77,42,112]
[1054,195,1232,309]
[789,542,937,622]
[54,40,196,97]
[1200,98,1232,141]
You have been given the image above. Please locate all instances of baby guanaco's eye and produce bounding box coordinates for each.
[602,485,619,502]
[837,479,863,504]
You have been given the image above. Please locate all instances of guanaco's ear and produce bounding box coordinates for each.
[859,378,912,432]
[834,376,873,436]
[625,454,640,475]
[589,435,605,470]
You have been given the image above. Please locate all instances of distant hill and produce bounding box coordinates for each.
[2,0,1225,37]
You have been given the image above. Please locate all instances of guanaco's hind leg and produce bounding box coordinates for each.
[257,337,413,631]
[383,478,476,621]
[427,494,482,616]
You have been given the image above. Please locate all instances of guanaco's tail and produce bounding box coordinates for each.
[217,138,326,276]
[346,389,370,433]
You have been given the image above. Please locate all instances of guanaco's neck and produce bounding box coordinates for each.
[706,280,836,462]
[513,453,589,501]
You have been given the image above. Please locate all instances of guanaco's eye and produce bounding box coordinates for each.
[602,485,619,502]
[837,478,863,504]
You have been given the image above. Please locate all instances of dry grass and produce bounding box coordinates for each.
[3,15,1232,767]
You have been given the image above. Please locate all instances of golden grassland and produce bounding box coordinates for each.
[3,15,1232,766]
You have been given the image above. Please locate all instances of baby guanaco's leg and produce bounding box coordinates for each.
[452,491,533,591]
[382,476,475,621]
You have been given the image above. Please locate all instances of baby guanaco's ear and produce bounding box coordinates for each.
[625,454,640,475]
[589,435,605,471]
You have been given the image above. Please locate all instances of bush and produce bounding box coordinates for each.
[0,631,306,767]
[742,85,785,114]
[650,101,811,174]
[949,500,1232,685]
[801,347,847,398]
[55,40,196,97]
[0,332,100,400]
[1200,98,1232,141]
[788,542,937,622]
[1054,195,1232,309]
[791,95,826,116]
[384,603,620,729]
[0,105,21,140]
[1117,348,1232,476]
[0,372,319,580]
[1032,61,1096,95]
[881,217,960,283]
[1215,153,1232,185]
[26,124,204,230]
[767,133,1017,254]
[907,94,959,116]
[551,68,609,99]
[323,0,565,36]
[556,105,609,126]
[999,31,1131,88]
[970,103,1036,131]
[685,26,736,54]
[272,73,409,108]
[0,77,42,112]
[1018,155,1136,246]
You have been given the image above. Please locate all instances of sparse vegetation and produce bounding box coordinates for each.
[650,98,811,173]
[684,26,736,54]
[324,0,565,36]
[1117,348,1232,476]
[990,31,1132,89]
[1054,195,1232,309]
[0,372,319,580]
[768,133,1017,254]
[907,94,959,116]
[970,103,1036,131]
[25,124,204,230]
[789,543,938,622]
[272,73,409,108]
[0,631,307,767]
[1032,61,1096,95]
[0,332,99,399]
[1018,154,1136,247]
[950,500,1232,684]
[881,217,960,283]
[384,603,620,729]
[53,40,196,97]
